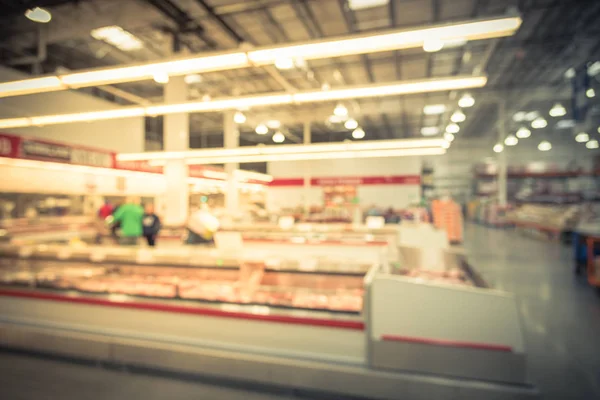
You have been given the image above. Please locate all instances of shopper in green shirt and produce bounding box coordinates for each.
[112,198,144,245]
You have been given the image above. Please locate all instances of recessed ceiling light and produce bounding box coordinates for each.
[458,94,475,108]
[564,68,576,79]
[344,119,358,130]
[423,38,444,52]
[234,111,246,124]
[446,123,460,134]
[443,132,455,142]
[549,103,566,117]
[25,7,51,23]
[588,61,600,77]
[575,132,589,142]
[423,104,446,115]
[334,103,348,117]
[513,112,527,122]
[493,143,504,153]
[266,120,281,129]
[451,110,466,123]
[272,131,285,143]
[504,134,518,146]
[328,114,345,124]
[274,58,295,70]
[152,72,169,84]
[255,124,268,135]
[538,140,552,151]
[420,126,440,136]
[586,88,596,98]
[524,111,539,121]
[531,117,547,129]
[586,140,599,149]
[516,127,531,138]
[352,127,366,139]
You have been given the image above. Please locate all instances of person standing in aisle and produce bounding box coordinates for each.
[142,203,161,247]
[95,200,113,244]
[112,197,144,246]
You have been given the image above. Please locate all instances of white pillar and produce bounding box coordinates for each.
[163,75,189,225]
[497,100,508,207]
[224,111,239,217]
[303,122,311,216]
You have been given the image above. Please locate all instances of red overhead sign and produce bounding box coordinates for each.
[270,175,421,187]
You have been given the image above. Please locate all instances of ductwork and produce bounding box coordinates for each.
[7,25,48,68]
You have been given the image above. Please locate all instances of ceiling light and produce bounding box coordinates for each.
[234,111,246,124]
[586,140,599,149]
[549,103,566,117]
[538,140,552,151]
[420,126,440,136]
[575,132,589,143]
[513,111,527,122]
[423,38,444,52]
[598,126,600,134]
[275,58,295,70]
[153,72,169,84]
[450,110,466,123]
[516,127,531,138]
[531,117,547,129]
[0,76,488,129]
[255,124,268,135]
[504,134,518,146]
[352,128,366,139]
[91,26,144,51]
[443,132,455,142]
[493,143,504,153]
[0,76,64,98]
[321,82,331,91]
[25,7,51,23]
[201,94,211,102]
[446,123,460,134]
[524,111,539,121]
[423,104,446,115]
[458,94,475,108]
[556,119,576,129]
[588,61,600,77]
[272,131,285,143]
[334,103,348,117]
[586,88,596,98]
[444,38,468,48]
[564,68,576,79]
[344,119,359,130]
[184,74,203,84]
[266,120,281,129]
[348,0,389,10]
[442,141,451,149]
[328,114,345,124]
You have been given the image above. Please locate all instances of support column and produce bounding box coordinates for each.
[224,111,239,218]
[163,75,189,226]
[303,122,311,216]
[497,100,508,207]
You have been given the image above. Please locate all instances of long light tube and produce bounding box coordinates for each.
[0,76,487,129]
[0,15,519,98]
[118,138,446,162]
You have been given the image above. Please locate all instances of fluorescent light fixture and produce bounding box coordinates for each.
[344,119,359,130]
[575,132,589,143]
[234,111,246,124]
[255,124,268,135]
[549,103,566,117]
[423,104,446,115]
[493,143,504,153]
[334,103,348,117]
[556,119,576,129]
[516,127,531,138]
[266,120,281,129]
[117,138,445,162]
[0,76,64,98]
[450,110,466,123]
[446,123,460,134]
[272,131,285,143]
[25,7,51,23]
[538,140,552,151]
[153,72,169,84]
[458,94,475,108]
[275,58,295,70]
[0,76,487,129]
[513,111,527,122]
[504,134,518,146]
[91,26,144,51]
[423,38,444,52]
[443,132,455,142]
[352,127,366,139]
[348,0,389,10]
[0,16,516,98]
[586,140,599,149]
[184,74,203,84]
[420,126,440,136]
[586,88,596,98]
[531,117,547,129]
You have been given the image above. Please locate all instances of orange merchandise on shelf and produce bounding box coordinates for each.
[432,199,464,243]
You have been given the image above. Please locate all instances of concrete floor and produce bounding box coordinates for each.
[463,224,600,400]
[1,224,599,399]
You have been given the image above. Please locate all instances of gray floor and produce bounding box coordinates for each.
[463,224,600,400]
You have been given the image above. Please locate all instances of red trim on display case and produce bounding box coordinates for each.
[0,289,365,330]
[381,334,513,352]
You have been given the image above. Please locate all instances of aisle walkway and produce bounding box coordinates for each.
[463,224,600,400]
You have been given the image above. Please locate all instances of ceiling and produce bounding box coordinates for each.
[1,0,599,149]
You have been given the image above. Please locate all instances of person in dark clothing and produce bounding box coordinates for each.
[142,204,161,247]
